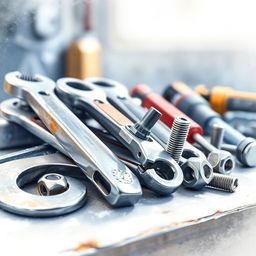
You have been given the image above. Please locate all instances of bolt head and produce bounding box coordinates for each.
[37,173,68,196]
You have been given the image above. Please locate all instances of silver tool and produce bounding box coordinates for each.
[0,116,41,149]
[55,78,184,195]
[1,98,179,194]
[4,71,142,206]
[0,149,87,217]
[210,124,225,149]
[85,78,213,190]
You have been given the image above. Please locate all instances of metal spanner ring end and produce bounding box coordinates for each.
[4,72,143,207]
[236,137,256,167]
[0,153,87,217]
[56,78,184,195]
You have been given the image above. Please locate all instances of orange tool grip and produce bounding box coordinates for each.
[130,84,203,143]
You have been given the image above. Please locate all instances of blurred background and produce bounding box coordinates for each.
[0,0,256,100]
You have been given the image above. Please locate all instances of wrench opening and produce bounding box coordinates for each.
[150,160,176,181]
[67,81,93,91]
[16,73,41,83]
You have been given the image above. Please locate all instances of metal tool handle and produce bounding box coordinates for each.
[131,84,203,143]
[55,78,184,195]
[4,72,142,206]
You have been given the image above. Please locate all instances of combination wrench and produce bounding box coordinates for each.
[54,78,184,195]
[85,78,213,190]
[1,98,181,194]
[4,71,142,207]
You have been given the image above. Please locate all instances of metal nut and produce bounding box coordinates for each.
[37,173,68,196]
[181,157,213,190]
[207,149,235,174]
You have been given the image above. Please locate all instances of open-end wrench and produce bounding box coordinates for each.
[55,78,184,195]
[130,84,235,174]
[4,72,142,207]
[163,82,256,167]
[85,78,213,190]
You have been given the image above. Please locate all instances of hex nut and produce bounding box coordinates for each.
[37,173,68,196]
[207,150,235,175]
[181,157,213,190]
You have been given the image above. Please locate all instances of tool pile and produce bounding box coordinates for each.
[0,71,255,217]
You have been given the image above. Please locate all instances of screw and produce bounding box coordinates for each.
[130,107,162,139]
[166,116,190,163]
[211,124,224,149]
[207,173,238,192]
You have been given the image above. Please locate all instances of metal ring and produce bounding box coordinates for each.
[0,154,87,217]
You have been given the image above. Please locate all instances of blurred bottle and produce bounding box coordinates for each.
[66,0,102,79]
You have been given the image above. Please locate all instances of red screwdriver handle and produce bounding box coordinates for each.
[130,84,203,143]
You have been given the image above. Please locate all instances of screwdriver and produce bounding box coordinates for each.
[162,82,256,167]
[130,84,235,174]
[196,84,256,115]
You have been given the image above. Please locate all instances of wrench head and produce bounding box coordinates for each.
[4,71,55,98]
[237,138,256,167]
[181,157,213,190]
[56,78,107,108]
[207,149,235,174]
[86,77,129,99]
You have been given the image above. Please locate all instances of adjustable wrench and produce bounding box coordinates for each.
[55,78,183,195]
[85,78,213,190]
[3,72,142,207]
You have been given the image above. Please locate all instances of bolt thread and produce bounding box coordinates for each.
[207,173,238,192]
[166,117,190,163]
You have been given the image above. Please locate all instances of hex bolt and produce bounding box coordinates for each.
[211,124,224,149]
[166,117,190,163]
[130,107,162,139]
[206,173,238,192]
[193,133,235,174]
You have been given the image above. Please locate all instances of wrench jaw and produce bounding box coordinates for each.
[207,149,235,175]
[4,71,56,98]
[85,77,129,99]
[136,157,183,195]
[56,78,107,107]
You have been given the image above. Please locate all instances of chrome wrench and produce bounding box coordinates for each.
[85,78,213,190]
[0,98,172,192]
[4,71,142,207]
[55,78,183,195]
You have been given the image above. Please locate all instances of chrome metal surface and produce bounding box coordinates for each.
[166,116,190,163]
[210,123,225,149]
[0,151,87,217]
[37,173,68,196]
[193,133,235,175]
[3,72,142,207]
[56,77,183,195]
[86,77,213,190]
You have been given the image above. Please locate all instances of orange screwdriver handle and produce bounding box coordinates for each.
[130,84,203,143]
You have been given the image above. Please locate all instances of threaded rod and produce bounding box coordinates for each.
[207,173,238,192]
[166,117,190,163]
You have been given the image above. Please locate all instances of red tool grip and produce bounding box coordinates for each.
[130,84,203,143]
